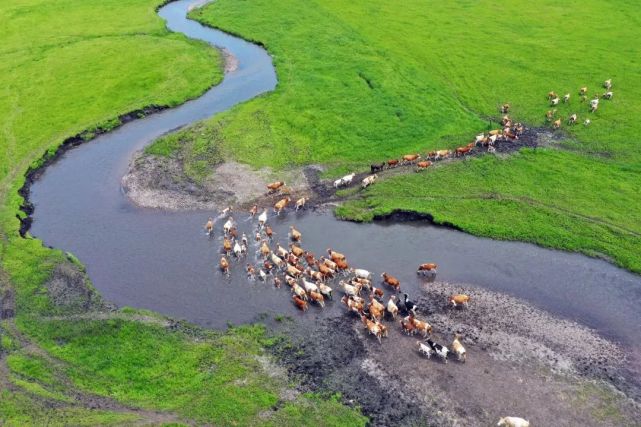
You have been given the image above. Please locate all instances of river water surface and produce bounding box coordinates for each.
[29,0,641,368]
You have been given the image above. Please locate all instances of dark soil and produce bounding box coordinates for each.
[44,261,107,313]
[0,286,15,320]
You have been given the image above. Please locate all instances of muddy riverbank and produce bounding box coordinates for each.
[269,282,639,426]
[122,154,313,210]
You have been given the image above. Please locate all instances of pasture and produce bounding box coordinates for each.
[164,0,641,272]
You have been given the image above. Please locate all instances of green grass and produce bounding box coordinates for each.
[0,0,365,424]
[158,0,641,272]
[7,353,56,386]
[0,389,142,427]
[145,122,225,183]
[15,318,366,425]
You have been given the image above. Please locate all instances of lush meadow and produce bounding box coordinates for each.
[166,0,641,271]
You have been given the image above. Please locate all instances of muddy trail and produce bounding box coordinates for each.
[123,123,558,213]
[269,282,639,426]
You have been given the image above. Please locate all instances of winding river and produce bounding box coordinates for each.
[29,0,641,370]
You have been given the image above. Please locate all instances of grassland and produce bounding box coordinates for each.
[0,0,365,424]
[154,0,641,272]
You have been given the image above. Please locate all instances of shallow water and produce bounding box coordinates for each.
[29,0,641,362]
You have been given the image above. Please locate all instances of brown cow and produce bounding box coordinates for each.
[334,258,349,271]
[290,226,302,242]
[309,290,325,308]
[545,110,556,122]
[292,295,308,311]
[449,294,471,308]
[223,238,232,255]
[387,159,399,168]
[204,217,214,235]
[274,197,290,215]
[290,244,304,257]
[327,248,346,261]
[267,181,285,192]
[400,317,416,335]
[417,263,438,274]
[455,146,472,157]
[435,149,450,160]
[409,314,433,337]
[381,272,400,292]
[304,251,316,266]
[416,161,432,172]
[219,257,229,274]
[402,154,421,164]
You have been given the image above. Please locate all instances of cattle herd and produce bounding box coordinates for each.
[336,78,615,195]
[329,119,526,194]
[206,202,530,426]
[333,105,529,192]
[207,201,469,360]
[546,78,613,129]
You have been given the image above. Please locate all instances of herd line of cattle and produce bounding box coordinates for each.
[329,117,526,192]
[331,78,616,195]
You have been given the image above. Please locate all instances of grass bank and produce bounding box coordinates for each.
[156,0,641,272]
[0,0,365,424]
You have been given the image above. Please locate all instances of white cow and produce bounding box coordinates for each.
[497,416,530,427]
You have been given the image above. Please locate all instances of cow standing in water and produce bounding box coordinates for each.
[204,217,214,235]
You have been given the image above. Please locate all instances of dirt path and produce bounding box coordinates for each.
[270,282,640,426]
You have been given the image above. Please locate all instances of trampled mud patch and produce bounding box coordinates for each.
[122,154,313,210]
[269,282,639,426]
